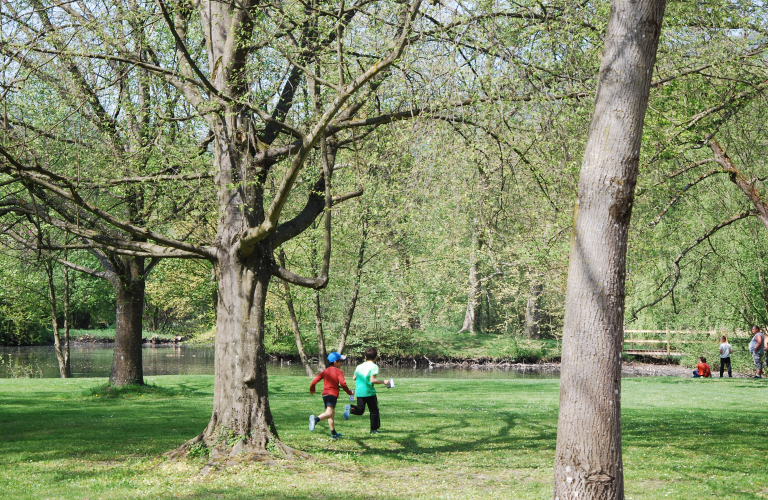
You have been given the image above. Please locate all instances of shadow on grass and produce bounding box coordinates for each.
[81,382,187,399]
[342,410,557,463]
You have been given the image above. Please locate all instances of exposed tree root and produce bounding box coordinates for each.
[164,433,311,474]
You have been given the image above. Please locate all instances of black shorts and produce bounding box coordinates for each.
[322,395,338,408]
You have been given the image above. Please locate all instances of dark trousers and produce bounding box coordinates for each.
[720,357,732,378]
[350,395,380,431]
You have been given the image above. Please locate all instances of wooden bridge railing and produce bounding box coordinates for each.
[623,328,750,356]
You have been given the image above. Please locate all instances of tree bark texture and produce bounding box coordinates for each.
[204,245,282,461]
[553,1,666,499]
[524,280,543,339]
[110,274,146,386]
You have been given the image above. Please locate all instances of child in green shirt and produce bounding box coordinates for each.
[349,347,392,433]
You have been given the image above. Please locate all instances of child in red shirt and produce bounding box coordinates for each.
[309,352,353,439]
[693,357,711,378]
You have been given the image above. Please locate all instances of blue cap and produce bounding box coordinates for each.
[327,352,347,363]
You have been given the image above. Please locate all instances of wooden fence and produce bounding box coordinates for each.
[623,328,750,357]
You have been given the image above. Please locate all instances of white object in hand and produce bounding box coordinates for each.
[349,391,355,402]
[386,378,394,389]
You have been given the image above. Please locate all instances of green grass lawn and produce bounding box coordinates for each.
[0,375,764,499]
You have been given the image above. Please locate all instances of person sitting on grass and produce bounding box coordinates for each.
[309,352,354,440]
[349,347,393,434]
[693,357,711,378]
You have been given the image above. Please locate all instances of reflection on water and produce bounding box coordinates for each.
[0,345,560,380]
[0,345,216,379]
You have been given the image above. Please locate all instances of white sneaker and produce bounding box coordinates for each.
[343,405,350,420]
[309,415,317,431]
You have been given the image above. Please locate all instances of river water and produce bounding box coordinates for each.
[0,345,559,380]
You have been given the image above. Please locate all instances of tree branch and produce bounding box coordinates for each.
[238,0,424,256]
[631,210,756,319]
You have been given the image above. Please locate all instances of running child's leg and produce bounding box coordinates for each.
[318,405,336,422]
[367,396,380,431]
[316,395,338,429]
[350,396,367,416]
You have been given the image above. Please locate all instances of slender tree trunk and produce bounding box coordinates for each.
[62,261,71,377]
[110,276,146,386]
[314,290,327,369]
[45,261,69,378]
[524,280,543,339]
[278,250,314,376]
[285,287,314,377]
[338,214,368,354]
[311,238,327,368]
[459,225,480,334]
[553,1,666,499]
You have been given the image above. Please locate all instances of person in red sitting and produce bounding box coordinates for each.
[693,356,712,378]
[309,352,354,439]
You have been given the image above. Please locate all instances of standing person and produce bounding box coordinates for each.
[349,347,393,434]
[309,352,353,440]
[719,335,733,378]
[749,325,764,379]
[692,356,711,378]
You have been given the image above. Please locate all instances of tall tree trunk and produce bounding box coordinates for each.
[553,1,666,499]
[459,224,480,334]
[278,249,315,376]
[524,280,543,339]
[110,275,146,386]
[338,214,368,354]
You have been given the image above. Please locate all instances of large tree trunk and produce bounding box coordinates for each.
[459,226,480,334]
[524,280,543,339]
[110,275,146,386]
[553,0,666,499]
[202,247,281,461]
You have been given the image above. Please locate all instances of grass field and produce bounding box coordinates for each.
[0,375,765,499]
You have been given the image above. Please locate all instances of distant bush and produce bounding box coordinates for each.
[0,307,50,346]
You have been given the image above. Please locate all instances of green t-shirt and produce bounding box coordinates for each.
[353,360,379,397]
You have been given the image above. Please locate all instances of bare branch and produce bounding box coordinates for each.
[632,210,756,319]
[272,262,328,289]
[648,169,728,227]
[239,0,424,256]
[0,147,217,260]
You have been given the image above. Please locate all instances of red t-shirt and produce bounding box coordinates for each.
[696,362,711,377]
[310,366,353,397]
